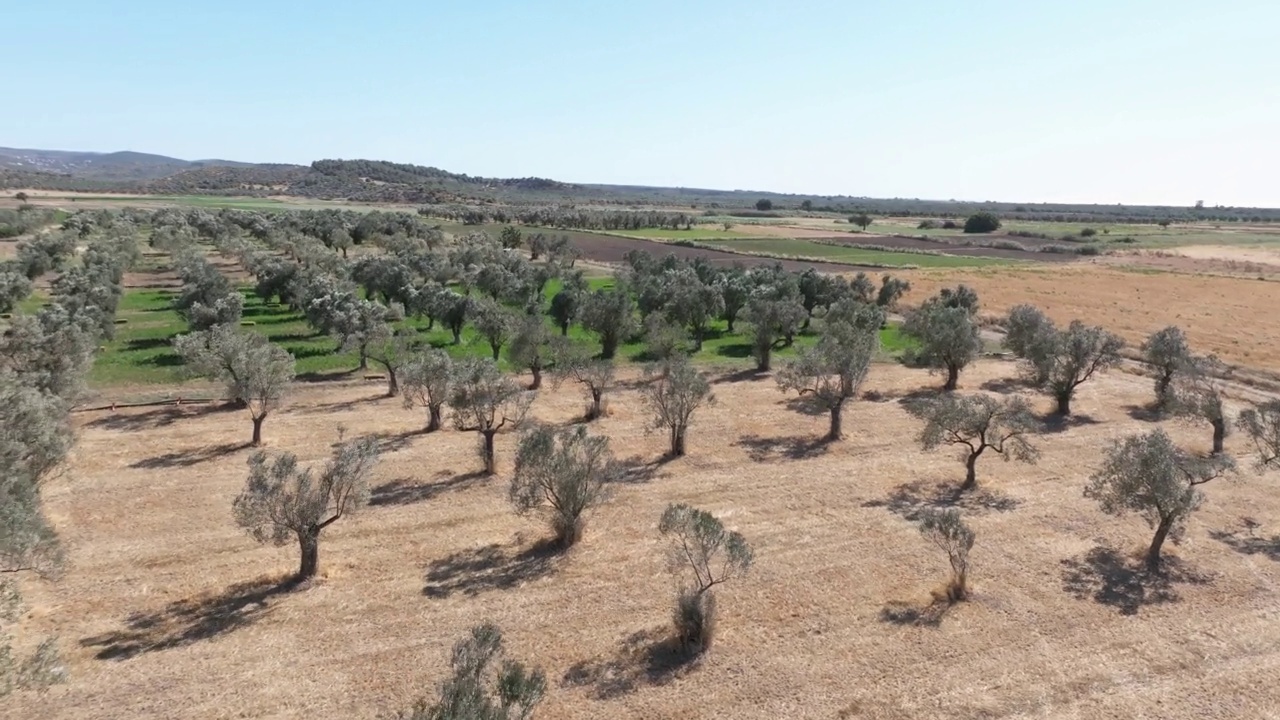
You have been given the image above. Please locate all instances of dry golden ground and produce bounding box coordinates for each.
[12,359,1280,719]
[905,264,1280,370]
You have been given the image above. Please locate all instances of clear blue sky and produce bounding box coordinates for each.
[9,0,1279,206]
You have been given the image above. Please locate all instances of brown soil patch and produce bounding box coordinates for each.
[730,223,851,239]
[12,361,1280,719]
[905,265,1280,369]
[568,232,881,273]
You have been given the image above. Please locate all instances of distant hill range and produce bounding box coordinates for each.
[2,146,1277,222]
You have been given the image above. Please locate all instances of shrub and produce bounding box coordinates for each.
[917,219,938,230]
[941,220,959,230]
[755,199,773,212]
[658,504,753,654]
[1076,245,1101,256]
[918,508,974,602]
[1080,228,1098,238]
[963,212,1001,234]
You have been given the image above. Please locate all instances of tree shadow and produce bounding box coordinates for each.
[129,441,251,469]
[1059,546,1213,616]
[711,342,752,359]
[782,395,826,417]
[78,574,299,661]
[422,540,560,598]
[370,471,487,507]
[1123,403,1165,423]
[878,600,951,628]
[711,366,765,385]
[124,337,173,352]
[82,401,238,432]
[1040,413,1102,434]
[1210,518,1280,562]
[294,369,358,384]
[980,377,1028,394]
[862,480,1021,521]
[304,393,386,414]
[733,433,830,462]
[561,627,701,700]
[614,454,675,484]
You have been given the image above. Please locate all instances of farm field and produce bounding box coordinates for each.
[13,359,1280,720]
[693,237,1015,268]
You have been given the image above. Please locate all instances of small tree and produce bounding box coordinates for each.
[507,313,553,390]
[1240,401,1280,470]
[1085,430,1234,571]
[1005,308,1124,416]
[580,285,638,360]
[714,270,751,334]
[14,192,28,203]
[641,356,713,457]
[642,313,687,369]
[664,270,723,351]
[776,306,881,441]
[548,275,586,335]
[510,425,616,548]
[551,342,615,421]
[1140,326,1191,408]
[907,395,1040,491]
[450,359,532,475]
[470,298,517,361]
[755,199,773,212]
[963,212,1001,234]
[173,326,295,445]
[401,349,454,432]
[499,225,524,251]
[1169,355,1230,454]
[398,623,546,720]
[658,504,753,654]
[740,295,806,372]
[234,436,381,581]
[876,274,911,310]
[849,212,873,231]
[903,292,982,391]
[364,325,415,397]
[917,508,975,602]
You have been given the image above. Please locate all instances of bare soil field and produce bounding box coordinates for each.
[905,265,1280,369]
[12,360,1280,719]
[567,232,881,273]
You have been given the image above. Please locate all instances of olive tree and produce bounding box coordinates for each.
[1140,326,1191,408]
[365,326,415,397]
[907,394,1040,491]
[173,326,296,445]
[1168,355,1230,454]
[0,263,33,315]
[641,356,713,457]
[397,623,546,720]
[740,294,806,372]
[663,269,723,351]
[776,304,881,441]
[642,314,687,370]
[401,349,454,432]
[506,312,554,390]
[510,425,617,548]
[1085,429,1234,571]
[917,508,975,602]
[1239,400,1280,470]
[450,359,533,475]
[551,342,615,421]
[234,436,381,581]
[658,503,753,654]
[580,285,638,360]
[715,270,751,333]
[548,275,586,335]
[903,289,982,391]
[470,298,518,361]
[1004,307,1124,416]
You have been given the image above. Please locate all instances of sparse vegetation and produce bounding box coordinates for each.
[917,508,974,602]
[658,504,753,654]
[398,623,546,720]
[640,355,713,457]
[510,425,616,548]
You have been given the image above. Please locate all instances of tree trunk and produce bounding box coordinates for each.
[726,316,736,334]
[452,327,462,345]
[426,404,442,433]
[692,328,703,352]
[1145,516,1174,571]
[826,402,844,441]
[482,430,497,475]
[426,316,435,331]
[559,320,570,336]
[251,414,266,446]
[671,425,687,457]
[589,389,603,420]
[601,336,618,360]
[1155,372,1173,404]
[1211,418,1226,455]
[358,348,368,371]
[298,529,320,580]
[784,331,795,347]
[961,447,984,491]
[490,343,501,361]
[944,363,960,392]
[530,366,542,390]
[385,367,399,397]
[1055,390,1072,416]
[756,346,771,372]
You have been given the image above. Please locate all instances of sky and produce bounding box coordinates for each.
[8,0,1280,207]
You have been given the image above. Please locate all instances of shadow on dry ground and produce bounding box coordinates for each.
[129,441,251,469]
[1059,546,1213,616]
[1211,518,1280,562]
[370,470,489,507]
[562,627,701,700]
[862,480,1021,521]
[82,401,239,432]
[422,540,561,598]
[79,574,300,660]
[733,434,831,462]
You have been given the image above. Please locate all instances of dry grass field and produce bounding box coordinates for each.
[905,265,1280,370]
[12,358,1280,719]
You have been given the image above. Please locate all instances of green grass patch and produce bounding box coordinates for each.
[611,227,761,240]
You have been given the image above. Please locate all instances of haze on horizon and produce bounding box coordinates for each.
[8,0,1279,207]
